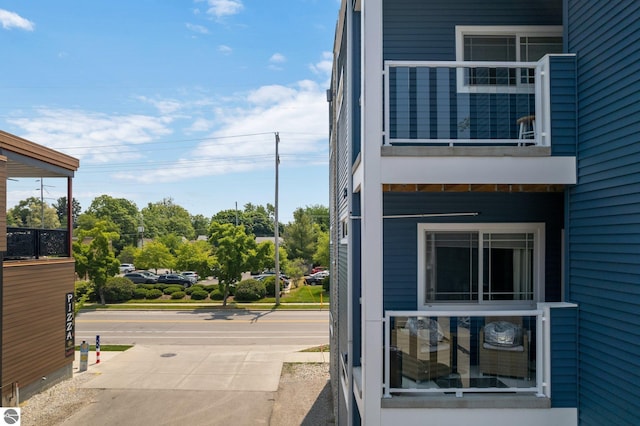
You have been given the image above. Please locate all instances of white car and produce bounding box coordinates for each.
[119,263,135,273]
[181,271,199,283]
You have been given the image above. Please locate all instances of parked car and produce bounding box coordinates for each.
[119,263,135,273]
[181,271,199,283]
[157,274,193,287]
[123,272,158,284]
[305,270,329,285]
[311,266,327,274]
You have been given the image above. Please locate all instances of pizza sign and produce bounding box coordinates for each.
[65,292,75,357]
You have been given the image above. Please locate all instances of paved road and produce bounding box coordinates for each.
[75,309,329,346]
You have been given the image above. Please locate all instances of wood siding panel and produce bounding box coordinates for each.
[0,156,6,252]
[567,1,640,424]
[1,260,75,398]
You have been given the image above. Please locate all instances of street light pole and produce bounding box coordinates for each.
[274,132,280,305]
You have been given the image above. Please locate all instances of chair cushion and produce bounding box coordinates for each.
[484,321,522,347]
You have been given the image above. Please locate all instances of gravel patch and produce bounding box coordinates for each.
[271,363,334,425]
[19,372,98,426]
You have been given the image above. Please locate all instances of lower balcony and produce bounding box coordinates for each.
[382,304,577,407]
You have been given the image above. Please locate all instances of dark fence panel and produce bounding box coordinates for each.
[6,227,70,259]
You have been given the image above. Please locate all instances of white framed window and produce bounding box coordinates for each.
[455,26,563,93]
[417,223,545,308]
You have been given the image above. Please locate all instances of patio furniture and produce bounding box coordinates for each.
[392,317,451,382]
[479,317,530,378]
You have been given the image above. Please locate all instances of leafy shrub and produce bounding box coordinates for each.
[163,286,184,295]
[139,284,155,290]
[75,280,95,302]
[154,284,169,291]
[146,289,163,299]
[234,279,266,302]
[263,276,277,297]
[204,284,218,292]
[185,285,205,295]
[133,288,148,299]
[171,291,186,300]
[103,277,136,303]
[322,276,330,292]
[190,290,209,300]
[209,289,224,300]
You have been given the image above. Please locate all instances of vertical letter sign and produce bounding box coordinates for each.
[65,292,75,357]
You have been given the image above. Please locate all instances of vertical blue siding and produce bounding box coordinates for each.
[566,1,640,424]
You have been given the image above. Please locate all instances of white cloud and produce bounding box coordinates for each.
[0,9,35,31]
[8,108,173,163]
[269,53,286,64]
[115,79,328,184]
[186,23,209,34]
[201,0,244,19]
[310,51,333,76]
[218,44,233,54]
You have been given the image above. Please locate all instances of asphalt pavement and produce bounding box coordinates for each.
[62,344,330,425]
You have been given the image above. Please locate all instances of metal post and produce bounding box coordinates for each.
[275,132,280,305]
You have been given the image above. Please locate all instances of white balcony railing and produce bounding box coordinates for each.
[383,58,551,147]
[383,309,549,398]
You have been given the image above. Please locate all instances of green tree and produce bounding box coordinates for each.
[303,204,330,233]
[158,233,184,255]
[134,241,174,273]
[174,240,214,279]
[7,197,61,229]
[313,230,330,268]
[209,222,267,306]
[210,203,275,237]
[283,208,318,265]
[72,220,120,305]
[284,258,307,288]
[191,214,210,238]
[256,240,288,273]
[86,195,139,252]
[53,196,82,229]
[141,198,195,240]
[118,245,140,265]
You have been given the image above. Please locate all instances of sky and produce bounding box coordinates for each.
[0,0,339,224]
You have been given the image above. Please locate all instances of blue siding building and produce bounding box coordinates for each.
[329,0,639,424]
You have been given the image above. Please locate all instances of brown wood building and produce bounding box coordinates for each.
[0,130,79,405]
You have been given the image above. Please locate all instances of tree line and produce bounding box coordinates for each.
[8,195,329,306]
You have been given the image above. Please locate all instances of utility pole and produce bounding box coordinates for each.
[274,132,281,305]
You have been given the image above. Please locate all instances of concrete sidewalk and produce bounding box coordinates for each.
[73,344,328,392]
[63,345,331,425]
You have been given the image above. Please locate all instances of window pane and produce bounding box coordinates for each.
[426,232,478,302]
[483,233,534,300]
[464,36,516,61]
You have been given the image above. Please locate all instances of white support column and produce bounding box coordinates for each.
[360,0,384,424]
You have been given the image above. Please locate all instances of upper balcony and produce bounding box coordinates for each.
[383,54,577,156]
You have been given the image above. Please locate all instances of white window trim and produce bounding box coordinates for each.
[417,222,545,310]
[455,25,562,94]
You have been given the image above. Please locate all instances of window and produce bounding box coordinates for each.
[456,26,563,92]
[418,223,544,307]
